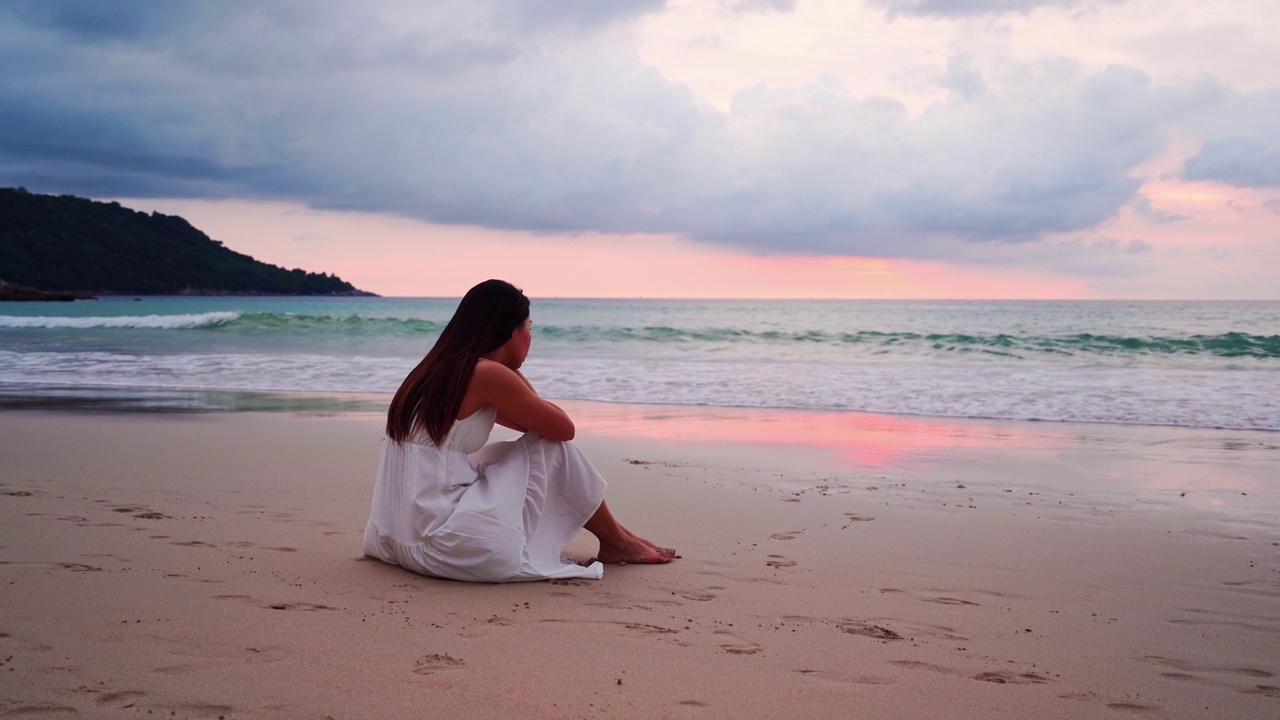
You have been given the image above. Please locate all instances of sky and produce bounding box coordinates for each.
[1,0,1277,298]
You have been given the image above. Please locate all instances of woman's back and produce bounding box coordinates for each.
[418,407,496,455]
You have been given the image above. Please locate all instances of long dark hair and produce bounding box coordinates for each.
[386,279,530,445]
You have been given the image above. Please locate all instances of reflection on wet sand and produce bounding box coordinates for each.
[566,400,1279,517]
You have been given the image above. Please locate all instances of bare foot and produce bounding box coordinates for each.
[626,529,676,557]
[615,522,676,557]
[597,535,677,564]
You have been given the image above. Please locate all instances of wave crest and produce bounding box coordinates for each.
[0,312,241,329]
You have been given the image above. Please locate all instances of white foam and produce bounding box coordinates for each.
[0,312,240,329]
[1,350,1276,431]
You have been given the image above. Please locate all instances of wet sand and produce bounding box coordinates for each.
[1,402,1277,719]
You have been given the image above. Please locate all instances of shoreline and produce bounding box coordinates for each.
[1,404,1277,718]
[2,381,1277,434]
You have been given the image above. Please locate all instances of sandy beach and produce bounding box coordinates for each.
[1,402,1277,719]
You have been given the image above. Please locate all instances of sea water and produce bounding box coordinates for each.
[1,297,1277,431]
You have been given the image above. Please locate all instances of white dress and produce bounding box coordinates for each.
[362,407,607,582]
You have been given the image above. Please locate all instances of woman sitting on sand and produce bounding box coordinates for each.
[363,279,675,582]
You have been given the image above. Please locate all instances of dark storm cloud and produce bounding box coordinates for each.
[0,0,198,42]
[0,1,1263,264]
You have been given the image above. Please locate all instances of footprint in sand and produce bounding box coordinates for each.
[843,513,874,522]
[229,542,298,553]
[875,588,982,606]
[1220,580,1280,598]
[677,587,722,602]
[413,653,465,676]
[1105,702,1160,715]
[113,505,171,520]
[927,596,980,606]
[56,562,102,572]
[765,555,797,568]
[1140,656,1280,698]
[839,621,903,641]
[769,531,803,541]
[892,661,1051,685]
[619,622,680,636]
[213,595,335,612]
[152,644,287,676]
[584,591,675,611]
[1243,685,1280,698]
[266,602,334,611]
[715,631,762,655]
[974,671,1051,684]
[1139,655,1274,679]
[94,690,147,708]
[164,573,221,585]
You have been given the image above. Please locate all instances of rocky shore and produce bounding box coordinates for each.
[0,280,94,302]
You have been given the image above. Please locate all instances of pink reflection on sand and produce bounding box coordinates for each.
[564,401,1055,469]
[562,400,1279,515]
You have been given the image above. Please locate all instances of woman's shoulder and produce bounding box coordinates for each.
[471,358,521,387]
[460,359,516,418]
[473,357,505,375]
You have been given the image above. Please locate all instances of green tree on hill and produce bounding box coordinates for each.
[0,188,374,296]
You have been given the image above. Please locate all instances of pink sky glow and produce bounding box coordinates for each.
[118,198,1090,299]
[120,194,1275,299]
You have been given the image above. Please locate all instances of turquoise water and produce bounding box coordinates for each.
[2,297,1278,430]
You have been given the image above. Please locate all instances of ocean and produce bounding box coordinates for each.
[1,297,1277,431]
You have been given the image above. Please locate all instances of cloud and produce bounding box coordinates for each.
[870,0,1122,18]
[680,63,1217,257]
[723,0,799,13]
[487,0,668,32]
[0,0,199,43]
[0,1,1254,266]
[1126,238,1152,254]
[1182,89,1280,187]
[939,55,987,100]
[1132,195,1188,224]
[949,235,1157,276]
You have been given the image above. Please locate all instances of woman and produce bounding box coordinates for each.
[363,279,675,582]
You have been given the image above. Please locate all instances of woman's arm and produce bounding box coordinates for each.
[468,361,575,441]
[494,411,529,432]
[513,369,574,415]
